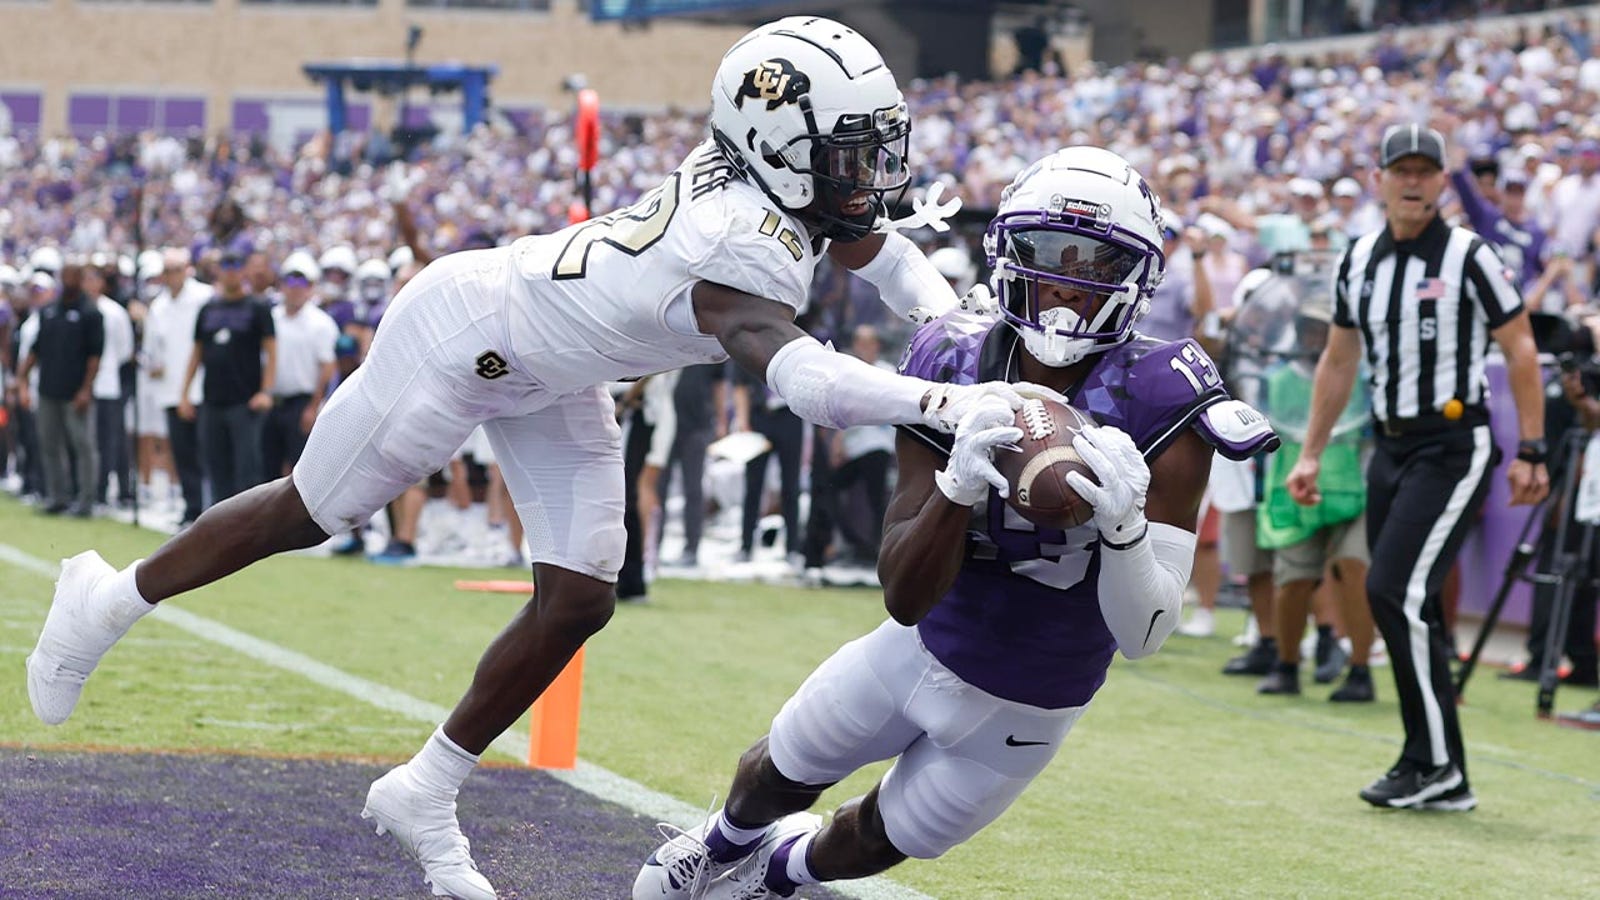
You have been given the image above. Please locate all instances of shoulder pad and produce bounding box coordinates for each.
[688,185,814,312]
[1082,337,1227,457]
[1195,399,1281,460]
[897,309,996,384]
[894,310,1002,458]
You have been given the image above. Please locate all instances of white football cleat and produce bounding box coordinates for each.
[633,813,762,900]
[362,766,497,900]
[26,551,125,725]
[701,812,822,900]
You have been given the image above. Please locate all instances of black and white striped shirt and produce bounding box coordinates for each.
[1332,215,1524,423]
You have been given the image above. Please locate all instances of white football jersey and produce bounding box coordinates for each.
[503,140,820,393]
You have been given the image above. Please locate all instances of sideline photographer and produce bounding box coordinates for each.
[1503,315,1600,687]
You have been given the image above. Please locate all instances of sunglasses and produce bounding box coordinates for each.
[219,257,247,270]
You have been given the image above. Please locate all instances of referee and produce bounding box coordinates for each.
[1287,123,1548,813]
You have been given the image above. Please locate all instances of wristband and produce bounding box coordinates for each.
[1102,522,1149,551]
[1517,439,1548,465]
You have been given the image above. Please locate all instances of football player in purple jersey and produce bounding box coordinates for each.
[633,147,1279,899]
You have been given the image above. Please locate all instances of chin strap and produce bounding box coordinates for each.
[874,182,962,234]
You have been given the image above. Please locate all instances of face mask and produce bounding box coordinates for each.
[1020,305,1096,368]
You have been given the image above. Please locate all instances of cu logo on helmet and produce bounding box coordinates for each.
[738,59,810,111]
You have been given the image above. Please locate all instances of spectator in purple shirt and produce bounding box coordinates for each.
[1450,154,1549,297]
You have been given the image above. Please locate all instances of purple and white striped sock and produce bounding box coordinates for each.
[764,830,819,894]
[704,809,770,863]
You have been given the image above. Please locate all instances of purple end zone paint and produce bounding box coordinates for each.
[0,749,844,899]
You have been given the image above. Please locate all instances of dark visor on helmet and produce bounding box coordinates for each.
[1009,230,1143,288]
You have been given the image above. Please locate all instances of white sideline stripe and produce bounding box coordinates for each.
[0,543,933,900]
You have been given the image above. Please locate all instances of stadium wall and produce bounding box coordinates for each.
[2,0,747,137]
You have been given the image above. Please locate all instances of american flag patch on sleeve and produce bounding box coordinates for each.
[1415,278,1447,299]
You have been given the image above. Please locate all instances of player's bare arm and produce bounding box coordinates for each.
[1145,428,1213,532]
[877,432,978,625]
[691,280,813,377]
[824,232,885,269]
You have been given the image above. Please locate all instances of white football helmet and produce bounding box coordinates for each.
[355,258,390,305]
[984,147,1167,367]
[710,16,911,241]
[318,245,357,278]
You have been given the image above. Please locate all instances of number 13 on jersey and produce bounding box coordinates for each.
[1169,343,1220,394]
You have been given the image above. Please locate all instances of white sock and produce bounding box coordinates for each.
[408,726,480,796]
[714,809,771,846]
[104,561,156,633]
[783,831,820,886]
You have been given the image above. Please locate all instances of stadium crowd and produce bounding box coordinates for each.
[3,7,1600,696]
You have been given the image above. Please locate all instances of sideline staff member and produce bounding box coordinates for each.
[1288,124,1548,813]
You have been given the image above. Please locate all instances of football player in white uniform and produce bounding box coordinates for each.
[25,17,1051,900]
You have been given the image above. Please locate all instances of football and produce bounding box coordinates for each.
[994,397,1098,530]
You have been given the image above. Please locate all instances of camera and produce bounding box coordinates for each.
[1557,351,1600,379]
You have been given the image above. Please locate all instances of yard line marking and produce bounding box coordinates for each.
[0,542,934,900]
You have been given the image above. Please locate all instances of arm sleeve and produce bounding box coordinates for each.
[1096,522,1195,659]
[765,335,928,429]
[1464,239,1525,329]
[848,231,959,320]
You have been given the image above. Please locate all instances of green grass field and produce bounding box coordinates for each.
[3,495,1598,898]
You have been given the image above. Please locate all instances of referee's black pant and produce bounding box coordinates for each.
[1365,424,1498,775]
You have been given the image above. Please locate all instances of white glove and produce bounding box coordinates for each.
[1065,425,1151,548]
[907,283,999,325]
[919,380,1071,434]
[935,400,1022,506]
[875,182,962,234]
[958,283,1001,317]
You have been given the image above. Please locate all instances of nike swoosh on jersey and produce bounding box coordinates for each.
[1005,735,1049,747]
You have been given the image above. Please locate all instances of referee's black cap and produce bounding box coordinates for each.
[1379,123,1446,169]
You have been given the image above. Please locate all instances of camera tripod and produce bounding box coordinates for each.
[1456,427,1596,717]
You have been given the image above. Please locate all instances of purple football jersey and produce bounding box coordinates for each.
[897,312,1228,708]
[321,298,357,332]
